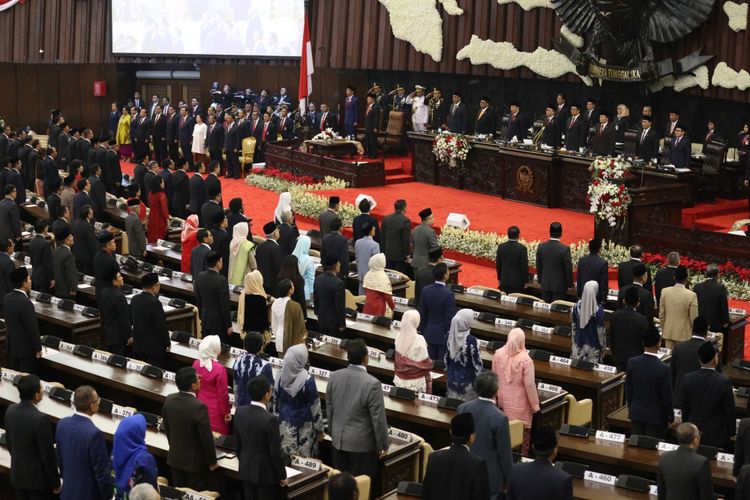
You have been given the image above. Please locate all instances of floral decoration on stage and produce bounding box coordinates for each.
[432,131,471,170]
[311,128,340,143]
[587,157,633,228]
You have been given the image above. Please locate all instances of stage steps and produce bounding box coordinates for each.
[383,159,415,185]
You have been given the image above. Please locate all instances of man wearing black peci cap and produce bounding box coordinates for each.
[29,220,54,293]
[415,247,443,306]
[363,94,380,158]
[447,90,469,134]
[422,413,490,500]
[93,230,119,303]
[131,272,170,368]
[4,266,42,374]
[678,341,735,449]
[536,222,573,303]
[319,195,339,238]
[195,251,234,344]
[352,197,380,244]
[507,427,572,499]
[563,103,587,152]
[411,208,439,272]
[256,222,283,295]
[637,115,659,162]
[666,122,691,168]
[314,254,347,337]
[609,286,648,372]
[474,96,497,135]
[125,198,147,258]
[671,316,716,395]
[506,101,527,142]
[99,269,132,356]
[540,103,561,149]
[72,205,97,275]
[0,238,15,316]
[321,217,350,280]
[53,226,77,300]
[592,110,616,156]
[104,139,121,195]
[201,186,223,230]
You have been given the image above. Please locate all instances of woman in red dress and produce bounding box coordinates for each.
[180,214,200,274]
[146,176,168,244]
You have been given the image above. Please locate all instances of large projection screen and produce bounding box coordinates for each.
[111,0,304,58]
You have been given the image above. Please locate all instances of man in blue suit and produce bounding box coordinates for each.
[626,326,674,438]
[55,385,113,500]
[507,427,573,500]
[418,263,457,360]
[458,372,513,499]
[344,86,359,138]
[666,123,691,168]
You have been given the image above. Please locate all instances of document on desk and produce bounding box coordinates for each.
[285,467,302,479]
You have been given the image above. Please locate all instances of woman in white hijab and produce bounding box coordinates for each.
[274,344,325,458]
[228,222,257,285]
[191,335,231,435]
[445,308,483,401]
[362,253,395,317]
[274,192,293,225]
[571,280,606,362]
[393,310,433,393]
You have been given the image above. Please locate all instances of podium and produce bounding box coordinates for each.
[594,183,690,246]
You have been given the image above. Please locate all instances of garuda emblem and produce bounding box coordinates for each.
[552,0,715,82]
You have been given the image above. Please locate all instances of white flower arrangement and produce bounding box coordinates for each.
[289,189,359,227]
[497,0,553,10]
[311,128,340,143]
[432,131,471,169]
[378,0,457,62]
[648,65,710,93]
[723,1,748,31]
[712,61,750,91]
[587,157,633,228]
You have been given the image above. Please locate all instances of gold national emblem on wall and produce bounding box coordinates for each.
[516,165,534,194]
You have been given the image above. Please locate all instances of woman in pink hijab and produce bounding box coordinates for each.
[180,214,200,274]
[492,328,540,455]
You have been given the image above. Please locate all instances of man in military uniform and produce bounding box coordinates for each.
[405,85,429,132]
[428,88,448,132]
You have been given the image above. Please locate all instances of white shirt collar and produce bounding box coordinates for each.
[350,364,367,371]
[478,397,495,403]
[691,335,705,340]
[435,281,446,286]
[549,238,560,241]
[201,243,211,249]
[14,289,27,297]
[631,258,641,262]
[644,351,660,358]
[180,391,196,397]
[250,401,268,411]
[75,411,93,420]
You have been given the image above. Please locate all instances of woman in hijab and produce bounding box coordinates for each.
[228,222,257,285]
[237,270,270,340]
[492,328,540,455]
[277,255,307,318]
[180,214,200,274]
[192,335,231,435]
[274,191,293,225]
[272,279,308,355]
[112,414,158,498]
[362,253,395,317]
[274,344,324,458]
[292,235,315,300]
[571,280,606,363]
[393,310,433,393]
[445,308,483,401]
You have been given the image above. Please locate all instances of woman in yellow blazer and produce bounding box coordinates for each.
[116,105,132,161]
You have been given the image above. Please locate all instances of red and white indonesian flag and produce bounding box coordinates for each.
[298,16,314,113]
[0,0,25,12]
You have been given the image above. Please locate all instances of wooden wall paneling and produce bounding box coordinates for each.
[11,1,28,63]
[89,0,106,64]
[0,9,12,61]
[37,67,62,131]
[0,64,18,127]
[26,0,42,64]
[58,66,82,130]
[57,0,74,64]
[42,0,60,64]
[15,65,38,130]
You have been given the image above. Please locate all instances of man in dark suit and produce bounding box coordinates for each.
[363,94,380,159]
[637,115,659,162]
[26,139,43,189]
[53,226,78,299]
[418,263,457,360]
[653,252,679,308]
[131,273,170,368]
[204,161,222,206]
[657,423,714,500]
[17,138,33,188]
[30,220,54,293]
[0,156,12,193]
[447,91,469,134]
[42,147,60,198]
[92,231,119,303]
[170,159,190,219]
[0,185,21,244]
[57,123,71,167]
[584,99,601,129]
[88,164,107,221]
[314,256,347,337]
[72,178,92,220]
[576,238,608,302]
[189,162,208,215]
[473,96,497,135]
[507,427,572,500]
[415,248,442,306]
[318,103,336,132]
[344,86,360,137]
[457,372,513,498]
[223,113,241,178]
[201,189,224,230]
[256,112,278,164]
[617,245,653,292]
[735,418,750,477]
[210,213,231,279]
[0,239,13,316]
[190,229,213,277]
[506,102,528,141]
[319,196,339,238]
[352,198,380,243]
[256,222,283,295]
[678,341,736,449]
[165,106,180,160]
[694,263,730,333]
[0,126,9,162]
[321,217,350,280]
[423,413,490,500]
[5,374,61,499]
[564,104,587,151]
[666,123,691,168]
[7,157,25,205]
[536,222,573,302]
[71,205,97,275]
[4,267,42,373]
[609,287,648,372]
[381,199,412,277]
[540,105,561,148]
[495,226,529,294]
[206,114,224,172]
[150,105,167,164]
[234,376,287,499]
[555,93,570,125]
[178,106,195,169]
[55,386,113,500]
[99,270,132,356]
[626,327,674,438]
[592,111,616,156]
[671,316,713,398]
[162,367,218,491]
[277,210,298,257]
[195,252,233,344]
[277,107,295,140]
[104,140,121,194]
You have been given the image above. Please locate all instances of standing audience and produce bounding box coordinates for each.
[393,310,433,393]
[193,335,231,435]
[445,309,483,401]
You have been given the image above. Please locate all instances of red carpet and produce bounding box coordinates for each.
[682,197,747,232]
